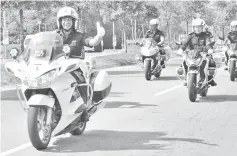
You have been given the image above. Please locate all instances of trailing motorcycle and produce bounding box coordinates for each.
[5,31,112,150]
[135,38,169,80]
[176,49,216,102]
[222,43,237,81]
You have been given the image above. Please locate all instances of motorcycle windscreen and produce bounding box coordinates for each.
[186,55,202,67]
[20,32,64,65]
[141,38,158,56]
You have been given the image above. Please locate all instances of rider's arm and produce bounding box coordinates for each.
[206,35,215,51]
[157,36,165,46]
[83,34,102,47]
[86,24,105,47]
[181,35,191,51]
[155,31,165,46]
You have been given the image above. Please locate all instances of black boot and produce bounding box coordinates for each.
[81,110,89,122]
[209,80,217,86]
[208,76,217,86]
[161,61,165,68]
[198,78,205,87]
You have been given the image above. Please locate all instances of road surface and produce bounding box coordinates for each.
[1,58,237,156]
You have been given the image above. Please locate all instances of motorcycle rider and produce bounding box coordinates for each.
[56,6,105,122]
[177,18,217,87]
[140,19,166,69]
[223,20,237,70]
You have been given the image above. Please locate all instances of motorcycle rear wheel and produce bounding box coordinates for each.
[188,73,197,102]
[28,106,51,150]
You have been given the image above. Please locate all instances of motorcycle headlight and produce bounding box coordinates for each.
[24,70,57,88]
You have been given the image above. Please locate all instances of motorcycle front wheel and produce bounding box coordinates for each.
[229,60,236,81]
[188,73,197,102]
[28,106,51,150]
[144,59,151,80]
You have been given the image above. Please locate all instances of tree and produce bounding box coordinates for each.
[211,1,237,38]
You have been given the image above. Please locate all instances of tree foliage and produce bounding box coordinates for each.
[1,0,237,44]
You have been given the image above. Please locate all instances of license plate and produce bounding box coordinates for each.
[35,50,45,57]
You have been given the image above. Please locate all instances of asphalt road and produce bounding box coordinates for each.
[1,58,237,156]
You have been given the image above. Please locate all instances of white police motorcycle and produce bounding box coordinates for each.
[5,31,112,150]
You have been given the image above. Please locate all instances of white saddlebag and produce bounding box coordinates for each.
[90,70,112,102]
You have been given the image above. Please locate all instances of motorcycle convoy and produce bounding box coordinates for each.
[135,38,169,80]
[5,19,237,150]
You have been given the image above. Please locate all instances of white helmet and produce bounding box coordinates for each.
[57,7,78,29]
[192,18,206,27]
[192,18,205,33]
[230,20,237,31]
[150,19,159,26]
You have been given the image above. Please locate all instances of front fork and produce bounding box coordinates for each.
[16,86,54,126]
[16,85,29,112]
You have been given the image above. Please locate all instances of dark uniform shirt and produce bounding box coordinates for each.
[226,31,237,50]
[181,32,214,52]
[227,31,237,43]
[56,29,93,58]
[144,29,165,44]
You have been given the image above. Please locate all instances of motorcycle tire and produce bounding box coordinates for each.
[70,121,86,136]
[229,60,236,81]
[144,60,151,80]
[28,106,51,150]
[188,73,197,102]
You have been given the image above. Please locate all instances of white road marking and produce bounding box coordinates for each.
[154,84,183,96]
[1,143,31,156]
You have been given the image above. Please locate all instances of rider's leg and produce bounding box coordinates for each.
[160,49,166,68]
[208,56,217,86]
[182,60,188,86]
[199,60,207,85]
[72,70,89,122]
[151,55,158,70]
[224,50,229,70]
